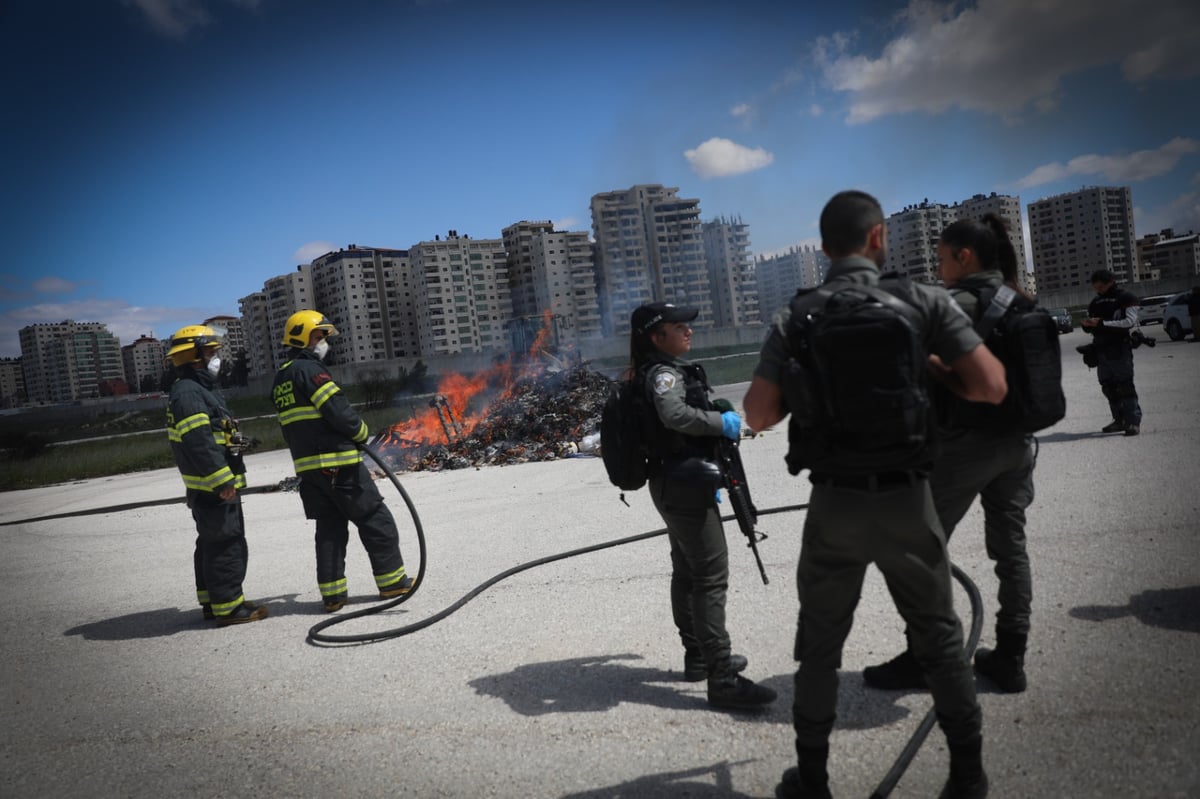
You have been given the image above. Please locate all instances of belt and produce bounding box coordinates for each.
[809,471,924,491]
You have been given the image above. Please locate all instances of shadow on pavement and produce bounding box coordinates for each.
[560,759,759,798]
[1069,585,1200,634]
[1035,431,1111,444]
[470,655,912,732]
[63,593,306,640]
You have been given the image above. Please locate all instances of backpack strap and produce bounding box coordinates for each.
[975,284,1018,339]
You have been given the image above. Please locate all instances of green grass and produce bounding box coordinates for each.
[0,406,415,492]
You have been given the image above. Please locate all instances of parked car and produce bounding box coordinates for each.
[1047,307,1073,333]
[1137,294,1174,325]
[1163,293,1195,341]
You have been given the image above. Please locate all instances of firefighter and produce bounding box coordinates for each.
[272,310,412,612]
[166,325,268,626]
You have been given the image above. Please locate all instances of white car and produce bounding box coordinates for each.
[1137,294,1173,325]
[1163,293,1195,341]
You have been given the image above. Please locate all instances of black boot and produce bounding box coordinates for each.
[683,650,747,682]
[863,648,926,690]
[939,736,988,799]
[775,745,831,799]
[973,631,1027,693]
[707,660,776,711]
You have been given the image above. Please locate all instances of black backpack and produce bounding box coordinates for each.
[781,277,934,476]
[951,284,1066,433]
[600,369,652,493]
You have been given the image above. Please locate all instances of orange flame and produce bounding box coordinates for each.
[378,309,556,449]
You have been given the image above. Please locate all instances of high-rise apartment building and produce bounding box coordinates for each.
[1136,229,1200,282]
[310,246,418,364]
[19,321,124,402]
[702,216,760,327]
[122,335,166,393]
[754,245,829,320]
[0,357,24,407]
[1028,186,1136,292]
[203,315,246,359]
[502,220,602,345]
[257,264,314,374]
[885,193,1029,285]
[591,184,713,337]
[237,291,272,378]
[408,232,513,357]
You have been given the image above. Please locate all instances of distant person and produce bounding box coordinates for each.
[1188,286,1200,342]
[864,215,1037,695]
[743,190,1005,799]
[271,310,412,612]
[166,325,268,626]
[1081,270,1142,435]
[628,301,776,711]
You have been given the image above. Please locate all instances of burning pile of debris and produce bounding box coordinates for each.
[371,362,613,473]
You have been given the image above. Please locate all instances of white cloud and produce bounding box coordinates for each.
[0,298,222,358]
[684,138,774,179]
[1014,138,1200,190]
[815,0,1200,124]
[553,217,581,231]
[31,277,80,294]
[292,241,337,264]
[1136,191,1200,238]
[125,0,211,39]
[730,103,751,118]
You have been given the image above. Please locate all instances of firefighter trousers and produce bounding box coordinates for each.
[299,463,406,601]
[189,491,250,617]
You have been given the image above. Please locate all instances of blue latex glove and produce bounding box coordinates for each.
[715,489,723,504]
[720,411,742,440]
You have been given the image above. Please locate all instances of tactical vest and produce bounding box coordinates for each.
[643,360,716,462]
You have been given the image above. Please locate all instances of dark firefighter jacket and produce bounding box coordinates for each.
[166,369,246,493]
[272,349,369,474]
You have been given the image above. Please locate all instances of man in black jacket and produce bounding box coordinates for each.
[1082,270,1143,436]
[166,325,268,626]
[272,310,412,612]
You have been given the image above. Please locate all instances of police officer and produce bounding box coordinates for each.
[272,310,412,612]
[743,191,1006,798]
[1082,269,1143,435]
[630,301,776,711]
[166,325,268,626]
[863,215,1036,695]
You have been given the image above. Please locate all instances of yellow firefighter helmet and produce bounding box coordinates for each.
[166,325,222,367]
[281,310,338,348]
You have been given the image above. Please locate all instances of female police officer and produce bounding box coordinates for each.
[629,301,775,711]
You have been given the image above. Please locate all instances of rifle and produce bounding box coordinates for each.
[717,435,769,585]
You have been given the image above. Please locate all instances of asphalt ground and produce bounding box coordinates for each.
[2,328,1198,798]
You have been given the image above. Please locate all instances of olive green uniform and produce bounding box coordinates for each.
[640,351,733,675]
[755,256,984,751]
[937,271,1035,639]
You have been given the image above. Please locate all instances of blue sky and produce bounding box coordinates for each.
[2,0,1198,358]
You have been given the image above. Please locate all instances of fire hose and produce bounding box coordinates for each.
[1,445,981,798]
[319,447,983,799]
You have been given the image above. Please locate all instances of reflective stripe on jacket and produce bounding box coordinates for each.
[272,349,369,474]
[166,372,246,493]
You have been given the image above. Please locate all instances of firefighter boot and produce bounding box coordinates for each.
[775,746,831,799]
[973,631,1027,693]
[378,575,414,600]
[683,650,747,682]
[939,736,988,799]
[707,659,776,711]
[863,648,926,690]
[216,601,269,626]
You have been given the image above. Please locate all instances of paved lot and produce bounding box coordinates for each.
[2,329,1198,798]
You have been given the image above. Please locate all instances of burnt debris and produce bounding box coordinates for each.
[372,364,612,473]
